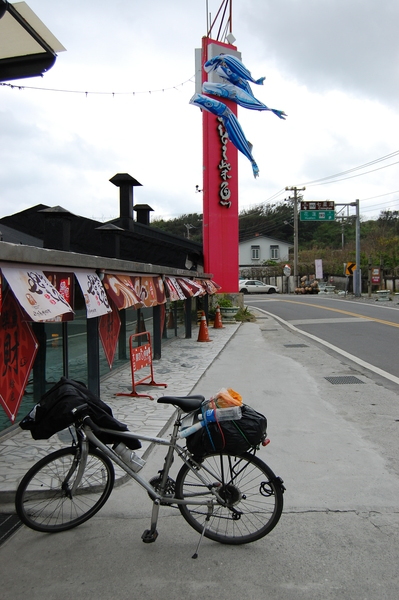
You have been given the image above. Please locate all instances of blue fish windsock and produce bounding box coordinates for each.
[190,93,259,178]
[202,82,287,119]
[204,54,266,86]
[214,65,254,95]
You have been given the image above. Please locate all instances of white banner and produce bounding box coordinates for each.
[315,259,323,280]
[1,267,73,321]
[74,271,111,318]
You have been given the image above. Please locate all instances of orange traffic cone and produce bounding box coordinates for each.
[167,308,175,329]
[197,311,211,342]
[213,305,224,329]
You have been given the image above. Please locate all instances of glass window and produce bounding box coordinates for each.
[270,245,279,260]
[251,245,260,260]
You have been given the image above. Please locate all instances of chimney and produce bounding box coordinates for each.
[109,173,142,230]
[133,204,154,226]
[96,223,124,258]
[40,206,72,251]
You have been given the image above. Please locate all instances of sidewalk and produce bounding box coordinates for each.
[0,322,240,502]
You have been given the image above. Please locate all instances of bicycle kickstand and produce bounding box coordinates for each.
[191,501,213,559]
[141,499,160,544]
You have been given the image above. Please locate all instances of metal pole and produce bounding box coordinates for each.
[286,186,305,288]
[355,199,361,297]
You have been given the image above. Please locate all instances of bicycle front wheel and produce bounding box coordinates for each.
[15,447,115,533]
[175,452,284,545]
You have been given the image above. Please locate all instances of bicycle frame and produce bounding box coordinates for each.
[76,409,227,509]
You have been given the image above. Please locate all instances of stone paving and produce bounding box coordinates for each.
[0,322,240,502]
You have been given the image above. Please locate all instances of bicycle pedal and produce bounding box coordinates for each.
[141,529,158,544]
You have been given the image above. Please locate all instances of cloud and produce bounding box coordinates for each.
[1,0,398,225]
[240,0,399,107]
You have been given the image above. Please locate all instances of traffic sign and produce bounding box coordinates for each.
[300,210,335,221]
[301,201,335,210]
[346,262,356,276]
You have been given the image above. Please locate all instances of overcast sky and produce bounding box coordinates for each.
[1,0,398,226]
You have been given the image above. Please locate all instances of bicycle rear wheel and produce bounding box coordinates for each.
[15,447,114,533]
[175,452,284,545]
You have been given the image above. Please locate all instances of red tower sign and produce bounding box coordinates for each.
[201,36,239,293]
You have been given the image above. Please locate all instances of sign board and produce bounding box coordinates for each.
[371,267,381,284]
[315,259,323,279]
[346,262,356,276]
[301,201,335,210]
[300,210,335,221]
[115,332,167,399]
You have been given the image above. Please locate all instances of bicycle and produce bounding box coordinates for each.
[15,394,285,555]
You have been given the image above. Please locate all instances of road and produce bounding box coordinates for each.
[244,294,399,388]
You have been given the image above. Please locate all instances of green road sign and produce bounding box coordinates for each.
[300,210,335,221]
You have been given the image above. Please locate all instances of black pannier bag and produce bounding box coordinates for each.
[19,377,141,450]
[185,404,267,457]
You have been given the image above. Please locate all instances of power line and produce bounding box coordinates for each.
[305,159,399,187]
[298,149,399,186]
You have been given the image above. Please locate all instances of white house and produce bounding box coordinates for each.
[239,235,292,267]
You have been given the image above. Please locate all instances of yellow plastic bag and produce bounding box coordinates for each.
[212,387,242,408]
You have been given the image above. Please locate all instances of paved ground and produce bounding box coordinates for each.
[1,296,399,599]
[0,321,240,502]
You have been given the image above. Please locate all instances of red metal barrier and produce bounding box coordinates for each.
[115,331,167,400]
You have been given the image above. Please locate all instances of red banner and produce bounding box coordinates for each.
[103,274,144,310]
[99,300,121,369]
[0,290,38,422]
[132,276,166,307]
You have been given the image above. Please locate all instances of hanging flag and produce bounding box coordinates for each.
[202,82,286,118]
[0,290,38,422]
[204,54,266,87]
[74,271,111,318]
[1,266,73,321]
[190,93,259,178]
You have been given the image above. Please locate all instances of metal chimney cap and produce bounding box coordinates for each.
[109,173,142,187]
[133,204,154,212]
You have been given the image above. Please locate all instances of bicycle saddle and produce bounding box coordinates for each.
[157,395,205,412]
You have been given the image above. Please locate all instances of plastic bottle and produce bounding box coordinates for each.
[113,442,146,472]
[179,406,242,439]
[198,406,242,423]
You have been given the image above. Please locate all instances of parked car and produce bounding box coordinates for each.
[239,279,279,294]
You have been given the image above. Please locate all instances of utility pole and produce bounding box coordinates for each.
[285,186,306,288]
[336,200,361,296]
[354,198,361,297]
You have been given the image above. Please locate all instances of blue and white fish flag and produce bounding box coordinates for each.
[192,54,286,176]
[190,93,259,178]
[202,82,287,119]
[204,54,265,87]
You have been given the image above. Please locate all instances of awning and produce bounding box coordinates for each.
[0,1,66,82]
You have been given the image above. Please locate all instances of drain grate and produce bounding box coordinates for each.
[325,376,365,385]
[284,344,308,348]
